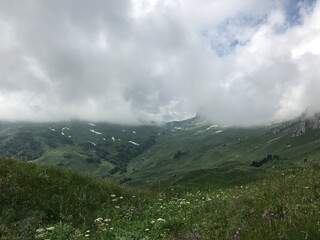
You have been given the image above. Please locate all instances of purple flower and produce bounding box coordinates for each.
[187,230,200,239]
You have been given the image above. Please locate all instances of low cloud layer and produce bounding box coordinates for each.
[0,0,319,125]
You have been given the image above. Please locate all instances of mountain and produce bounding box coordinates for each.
[1,114,320,187]
[2,115,320,239]
[0,120,162,177]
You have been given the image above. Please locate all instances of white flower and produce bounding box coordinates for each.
[94,217,103,223]
[46,226,55,231]
[111,194,116,198]
[36,228,45,233]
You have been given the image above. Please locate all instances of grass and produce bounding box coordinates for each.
[1,157,320,239]
[2,118,320,186]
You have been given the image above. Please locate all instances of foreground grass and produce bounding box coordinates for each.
[1,157,320,239]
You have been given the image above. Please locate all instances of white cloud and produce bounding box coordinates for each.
[0,0,319,125]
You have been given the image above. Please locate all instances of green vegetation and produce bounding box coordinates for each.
[2,116,320,187]
[1,157,320,239]
[0,131,44,160]
[2,117,320,238]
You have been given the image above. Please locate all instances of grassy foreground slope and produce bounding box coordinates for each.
[1,157,320,239]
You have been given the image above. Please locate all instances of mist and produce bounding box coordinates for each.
[0,0,319,125]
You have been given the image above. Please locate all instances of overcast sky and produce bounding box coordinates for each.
[0,0,319,125]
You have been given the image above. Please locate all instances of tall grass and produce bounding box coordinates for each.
[1,157,320,239]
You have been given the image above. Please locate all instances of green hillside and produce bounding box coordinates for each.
[1,115,320,187]
[1,157,320,239]
[0,120,163,179]
[126,115,320,186]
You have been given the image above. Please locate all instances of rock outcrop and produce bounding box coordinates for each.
[292,116,320,137]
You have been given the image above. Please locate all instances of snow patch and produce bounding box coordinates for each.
[128,141,139,146]
[132,131,136,134]
[89,123,96,126]
[215,130,223,133]
[112,136,115,142]
[50,128,56,132]
[88,141,96,146]
[62,127,70,132]
[206,125,218,130]
[61,132,65,136]
[90,129,102,135]
[103,138,106,141]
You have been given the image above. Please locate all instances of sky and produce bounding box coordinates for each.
[0,0,319,125]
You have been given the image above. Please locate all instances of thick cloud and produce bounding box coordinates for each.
[0,0,319,125]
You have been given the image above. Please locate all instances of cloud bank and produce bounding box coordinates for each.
[0,0,319,125]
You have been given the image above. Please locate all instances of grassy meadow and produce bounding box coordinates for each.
[1,157,320,239]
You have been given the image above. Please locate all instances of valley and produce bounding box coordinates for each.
[1,114,320,188]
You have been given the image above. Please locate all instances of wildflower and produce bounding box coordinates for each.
[157,218,166,222]
[36,228,45,233]
[115,206,120,209]
[262,209,272,225]
[119,196,123,199]
[94,217,103,223]
[111,194,116,198]
[104,218,111,222]
[187,230,200,239]
[46,226,55,231]
[151,220,155,224]
[234,231,241,240]
[112,199,118,202]
[145,228,150,232]
[85,234,90,237]
[227,230,240,240]
[110,227,114,230]
[86,230,90,233]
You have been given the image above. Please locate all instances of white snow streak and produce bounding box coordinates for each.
[90,129,102,135]
[128,141,139,146]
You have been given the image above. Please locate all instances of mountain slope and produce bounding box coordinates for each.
[1,157,320,239]
[125,115,320,185]
[0,121,163,178]
[1,114,320,186]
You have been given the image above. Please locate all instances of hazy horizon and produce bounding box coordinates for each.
[1,0,320,125]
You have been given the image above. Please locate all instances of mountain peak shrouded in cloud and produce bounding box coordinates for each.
[0,0,319,125]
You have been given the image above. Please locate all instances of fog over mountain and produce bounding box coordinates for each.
[0,0,319,125]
